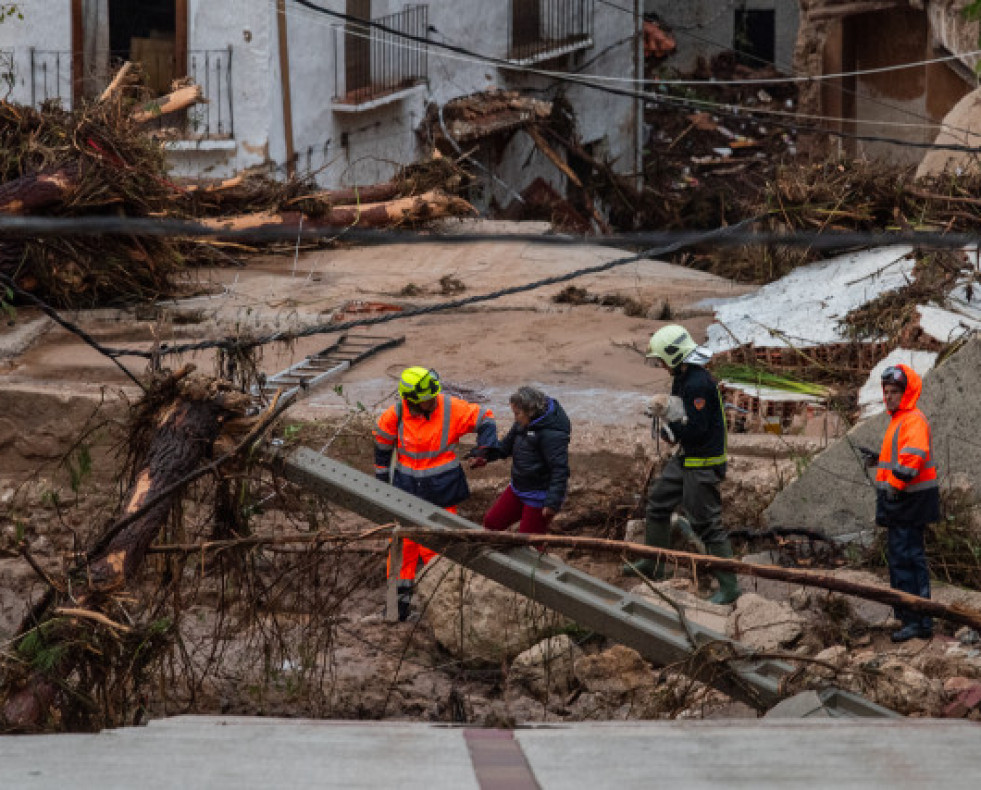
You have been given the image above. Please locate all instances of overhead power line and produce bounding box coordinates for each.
[6,214,981,249]
[12,219,981,362]
[54,217,765,359]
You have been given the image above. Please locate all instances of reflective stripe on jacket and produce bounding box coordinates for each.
[373,395,496,508]
[668,364,727,469]
[875,364,938,495]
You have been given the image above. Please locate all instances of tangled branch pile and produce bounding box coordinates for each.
[0,70,474,309]
[0,99,185,306]
[714,160,981,284]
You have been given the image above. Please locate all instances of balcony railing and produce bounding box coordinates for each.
[1,49,14,99]
[333,4,428,109]
[508,0,594,65]
[26,47,234,140]
[28,49,72,108]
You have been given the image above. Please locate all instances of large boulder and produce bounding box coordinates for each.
[510,635,581,700]
[765,337,981,537]
[415,558,567,665]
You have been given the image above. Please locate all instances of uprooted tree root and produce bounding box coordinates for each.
[0,366,258,731]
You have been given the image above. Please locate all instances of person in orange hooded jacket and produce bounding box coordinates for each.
[867,364,940,643]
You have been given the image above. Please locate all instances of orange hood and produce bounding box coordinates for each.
[887,363,922,414]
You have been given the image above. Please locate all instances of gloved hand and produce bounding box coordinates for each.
[375,470,389,483]
[468,456,488,469]
[884,485,903,503]
[659,424,677,445]
[857,445,879,468]
[648,394,687,423]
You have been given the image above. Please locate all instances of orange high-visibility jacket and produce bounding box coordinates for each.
[373,394,496,508]
[875,364,938,496]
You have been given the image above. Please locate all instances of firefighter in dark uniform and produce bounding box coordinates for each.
[623,324,740,605]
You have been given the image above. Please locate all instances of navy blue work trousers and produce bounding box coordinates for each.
[886,523,932,630]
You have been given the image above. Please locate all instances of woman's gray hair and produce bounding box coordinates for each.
[509,386,548,417]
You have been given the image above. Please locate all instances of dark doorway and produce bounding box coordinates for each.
[734,8,775,67]
[108,0,178,93]
[345,0,372,97]
[511,0,542,60]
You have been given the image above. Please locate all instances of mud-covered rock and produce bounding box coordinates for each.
[415,558,567,665]
[726,592,804,651]
[863,658,945,716]
[510,635,581,700]
[574,645,655,695]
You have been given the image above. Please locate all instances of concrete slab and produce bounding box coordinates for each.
[2,717,980,789]
[514,720,981,789]
[0,717,479,790]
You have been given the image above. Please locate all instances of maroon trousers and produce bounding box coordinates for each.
[483,485,549,535]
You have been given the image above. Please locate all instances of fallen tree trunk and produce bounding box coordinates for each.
[132,84,205,124]
[396,528,981,633]
[0,369,256,731]
[86,373,252,589]
[197,190,476,234]
[0,167,77,215]
[285,181,401,207]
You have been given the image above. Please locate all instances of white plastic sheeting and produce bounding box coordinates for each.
[705,246,915,352]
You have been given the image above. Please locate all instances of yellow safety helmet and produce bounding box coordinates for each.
[398,366,442,403]
[647,324,698,368]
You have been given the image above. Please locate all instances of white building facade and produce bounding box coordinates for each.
[0,1,642,209]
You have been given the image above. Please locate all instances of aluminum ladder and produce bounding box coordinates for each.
[253,333,404,401]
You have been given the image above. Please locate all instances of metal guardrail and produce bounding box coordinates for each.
[274,447,897,718]
[508,0,595,64]
[25,47,233,139]
[332,4,428,107]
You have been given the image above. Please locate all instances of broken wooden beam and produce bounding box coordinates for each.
[98,61,135,104]
[132,83,205,124]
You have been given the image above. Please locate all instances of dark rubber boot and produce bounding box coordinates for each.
[396,581,414,622]
[623,520,672,579]
[705,540,741,605]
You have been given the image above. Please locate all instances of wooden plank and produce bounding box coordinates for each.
[276,0,296,178]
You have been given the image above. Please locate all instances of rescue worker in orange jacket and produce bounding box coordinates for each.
[373,367,497,620]
[867,364,939,643]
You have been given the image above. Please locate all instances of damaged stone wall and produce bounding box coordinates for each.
[764,335,981,538]
[794,0,976,163]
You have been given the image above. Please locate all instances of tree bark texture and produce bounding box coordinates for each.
[0,166,78,215]
[197,190,476,234]
[131,84,205,124]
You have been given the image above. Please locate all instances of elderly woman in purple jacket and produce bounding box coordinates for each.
[470,386,571,535]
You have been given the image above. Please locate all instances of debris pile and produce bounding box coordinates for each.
[0,67,476,309]
[0,98,184,307]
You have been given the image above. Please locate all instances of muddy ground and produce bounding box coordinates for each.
[2,232,979,727]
